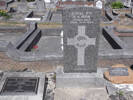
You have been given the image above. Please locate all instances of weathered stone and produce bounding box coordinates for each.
[54,87,109,100]
[104,64,133,84]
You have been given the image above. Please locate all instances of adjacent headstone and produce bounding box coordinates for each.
[0,72,46,100]
[36,0,46,12]
[0,0,7,10]
[96,0,103,9]
[63,7,101,73]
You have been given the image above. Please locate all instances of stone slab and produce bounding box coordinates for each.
[56,67,107,88]
[54,87,109,100]
[0,72,46,100]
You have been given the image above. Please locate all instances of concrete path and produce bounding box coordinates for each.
[54,87,109,100]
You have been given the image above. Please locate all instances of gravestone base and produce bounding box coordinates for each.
[56,67,106,88]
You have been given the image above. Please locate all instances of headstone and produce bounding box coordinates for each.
[0,72,46,100]
[96,0,103,9]
[109,67,129,76]
[36,0,46,12]
[63,7,101,73]
[0,0,7,10]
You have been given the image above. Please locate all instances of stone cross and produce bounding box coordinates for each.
[67,25,96,65]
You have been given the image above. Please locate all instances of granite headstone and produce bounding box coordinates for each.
[63,7,101,73]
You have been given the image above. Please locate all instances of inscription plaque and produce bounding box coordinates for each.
[1,77,39,95]
[109,67,129,76]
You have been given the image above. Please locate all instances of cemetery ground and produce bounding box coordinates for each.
[1,0,133,100]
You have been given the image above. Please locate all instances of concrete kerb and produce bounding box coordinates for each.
[7,42,63,61]
[102,26,127,49]
[14,22,37,49]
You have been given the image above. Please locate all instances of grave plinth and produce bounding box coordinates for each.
[56,7,104,88]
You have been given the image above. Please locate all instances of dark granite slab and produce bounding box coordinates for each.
[63,7,101,73]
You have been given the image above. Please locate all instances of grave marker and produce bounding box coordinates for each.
[63,7,101,73]
[0,0,7,10]
[109,67,129,76]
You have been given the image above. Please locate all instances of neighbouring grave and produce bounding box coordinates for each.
[56,7,103,88]
[36,0,46,12]
[0,0,7,10]
[104,64,133,84]
[0,72,46,100]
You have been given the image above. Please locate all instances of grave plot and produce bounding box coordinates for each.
[0,26,26,52]
[36,35,62,56]
[0,72,47,100]
[24,11,45,22]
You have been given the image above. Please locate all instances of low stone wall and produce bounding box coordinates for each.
[15,22,37,49]
[0,40,9,52]
[25,11,34,18]
[0,26,26,33]
[19,29,41,51]
[46,10,53,21]
[105,9,118,21]
[7,42,63,61]
[99,49,133,59]
[115,27,133,33]
[125,13,133,19]
[6,0,14,5]
[102,26,127,49]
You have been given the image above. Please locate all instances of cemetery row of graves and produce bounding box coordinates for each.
[0,0,133,100]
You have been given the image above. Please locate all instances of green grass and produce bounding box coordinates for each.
[111,1,124,9]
